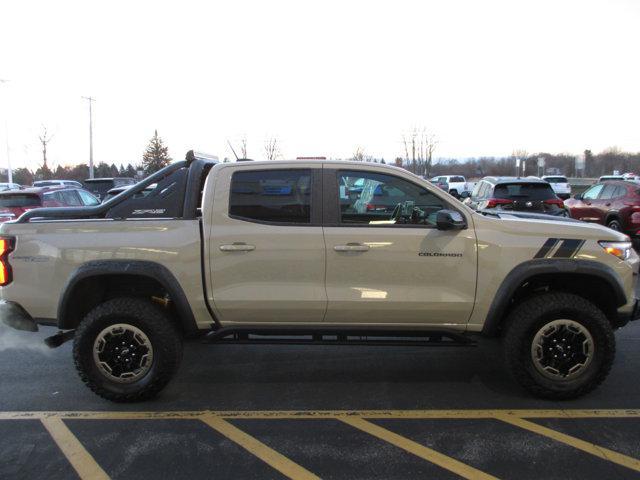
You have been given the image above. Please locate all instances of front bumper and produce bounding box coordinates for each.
[0,301,39,332]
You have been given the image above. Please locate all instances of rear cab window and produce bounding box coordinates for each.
[229,169,312,224]
[544,176,567,183]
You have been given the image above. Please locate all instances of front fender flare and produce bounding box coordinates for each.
[481,259,627,336]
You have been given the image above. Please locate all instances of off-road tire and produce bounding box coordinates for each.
[73,297,183,402]
[503,292,615,399]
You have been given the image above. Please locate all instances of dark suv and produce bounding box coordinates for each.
[565,180,640,235]
[463,177,568,216]
[83,177,136,201]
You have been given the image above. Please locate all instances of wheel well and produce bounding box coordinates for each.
[604,213,620,226]
[60,274,185,333]
[499,273,619,333]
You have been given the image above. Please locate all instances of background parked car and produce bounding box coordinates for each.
[429,175,470,198]
[0,186,100,222]
[463,176,568,216]
[33,180,83,188]
[103,183,157,202]
[0,182,22,192]
[598,175,625,182]
[542,175,571,199]
[83,177,136,201]
[427,177,449,192]
[565,180,640,237]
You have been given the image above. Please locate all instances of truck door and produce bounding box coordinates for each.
[322,167,477,326]
[208,165,327,323]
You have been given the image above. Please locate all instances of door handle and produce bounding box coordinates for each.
[334,243,370,252]
[605,203,611,207]
[219,243,256,252]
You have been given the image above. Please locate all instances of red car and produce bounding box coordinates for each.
[565,180,640,236]
[0,186,100,223]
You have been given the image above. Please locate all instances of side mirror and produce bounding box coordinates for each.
[573,193,583,200]
[458,191,471,199]
[436,209,467,230]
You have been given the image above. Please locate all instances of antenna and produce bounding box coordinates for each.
[227,140,239,161]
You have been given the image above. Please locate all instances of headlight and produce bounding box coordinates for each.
[599,241,633,261]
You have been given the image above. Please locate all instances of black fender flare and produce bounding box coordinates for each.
[481,259,627,336]
[57,260,198,333]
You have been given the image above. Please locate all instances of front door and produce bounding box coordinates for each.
[571,183,604,222]
[323,167,477,326]
[208,165,326,324]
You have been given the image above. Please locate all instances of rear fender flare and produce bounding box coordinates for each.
[57,260,197,333]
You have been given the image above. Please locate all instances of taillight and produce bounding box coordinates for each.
[0,237,14,286]
[544,199,564,207]
[486,198,513,208]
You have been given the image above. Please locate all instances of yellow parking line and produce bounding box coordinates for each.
[201,415,320,480]
[494,414,640,473]
[41,417,109,480]
[341,417,498,480]
[1,408,640,420]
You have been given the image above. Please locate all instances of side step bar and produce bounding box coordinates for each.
[203,326,476,347]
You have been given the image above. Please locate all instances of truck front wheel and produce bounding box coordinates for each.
[73,297,183,402]
[503,292,615,399]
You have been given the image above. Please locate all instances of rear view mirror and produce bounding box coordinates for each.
[574,193,583,200]
[436,209,467,230]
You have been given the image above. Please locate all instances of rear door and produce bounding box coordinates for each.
[208,164,327,323]
[322,166,477,326]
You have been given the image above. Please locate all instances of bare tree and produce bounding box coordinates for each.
[227,136,248,160]
[39,126,53,170]
[352,146,366,162]
[264,137,281,161]
[402,128,437,177]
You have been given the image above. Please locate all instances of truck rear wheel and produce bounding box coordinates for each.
[503,292,615,399]
[73,297,182,402]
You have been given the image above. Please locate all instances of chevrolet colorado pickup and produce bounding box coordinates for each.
[1,151,638,402]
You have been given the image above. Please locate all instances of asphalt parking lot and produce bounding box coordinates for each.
[1,314,640,480]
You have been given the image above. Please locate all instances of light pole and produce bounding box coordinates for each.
[0,79,11,183]
[82,96,95,179]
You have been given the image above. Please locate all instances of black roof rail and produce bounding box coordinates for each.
[16,151,218,223]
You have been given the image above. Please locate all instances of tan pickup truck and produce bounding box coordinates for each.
[1,151,638,402]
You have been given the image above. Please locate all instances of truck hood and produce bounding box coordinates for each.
[477,210,628,242]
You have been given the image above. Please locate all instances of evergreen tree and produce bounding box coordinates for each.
[142,130,171,174]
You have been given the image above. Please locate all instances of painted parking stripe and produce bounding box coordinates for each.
[341,417,498,480]
[201,415,320,480]
[40,417,109,480]
[494,414,640,473]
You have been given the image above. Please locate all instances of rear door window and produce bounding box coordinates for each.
[599,184,618,200]
[493,183,556,200]
[229,169,312,224]
[449,176,465,183]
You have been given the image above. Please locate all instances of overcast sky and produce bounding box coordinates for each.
[1,0,639,171]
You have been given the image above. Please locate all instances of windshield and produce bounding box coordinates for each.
[493,183,556,200]
[0,194,41,207]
